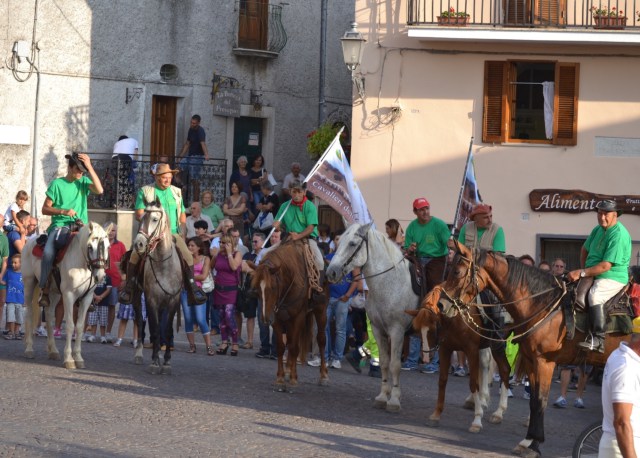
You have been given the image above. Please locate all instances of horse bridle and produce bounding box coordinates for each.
[137,208,167,255]
[339,230,406,283]
[263,259,297,317]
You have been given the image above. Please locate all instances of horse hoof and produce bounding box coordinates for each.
[64,361,76,370]
[463,400,475,410]
[288,379,298,387]
[519,448,540,458]
[75,360,85,369]
[373,399,387,409]
[427,418,440,427]
[489,414,503,424]
[49,352,61,361]
[512,445,526,455]
[161,365,172,375]
[385,403,401,413]
[468,424,482,434]
[318,377,329,386]
[275,384,287,393]
[25,351,35,359]
[134,356,144,365]
[148,365,162,375]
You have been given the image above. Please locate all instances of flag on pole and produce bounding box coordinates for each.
[453,147,482,233]
[304,130,373,225]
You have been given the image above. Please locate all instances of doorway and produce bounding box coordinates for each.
[233,116,264,169]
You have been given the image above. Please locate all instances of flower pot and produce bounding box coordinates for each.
[593,15,627,29]
[437,16,469,26]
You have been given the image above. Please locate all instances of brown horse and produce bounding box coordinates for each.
[444,239,629,458]
[250,239,329,391]
[408,289,512,433]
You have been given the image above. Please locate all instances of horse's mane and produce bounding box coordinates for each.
[255,240,308,289]
[475,250,560,297]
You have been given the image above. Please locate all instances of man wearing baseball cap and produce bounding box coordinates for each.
[39,152,104,306]
[599,316,640,456]
[567,199,631,353]
[119,163,206,306]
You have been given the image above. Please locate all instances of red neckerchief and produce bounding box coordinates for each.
[291,196,307,211]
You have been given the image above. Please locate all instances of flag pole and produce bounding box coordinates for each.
[451,136,474,237]
[263,126,345,247]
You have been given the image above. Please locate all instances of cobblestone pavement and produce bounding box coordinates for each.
[0,333,602,457]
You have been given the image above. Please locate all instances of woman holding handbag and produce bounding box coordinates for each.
[182,238,215,356]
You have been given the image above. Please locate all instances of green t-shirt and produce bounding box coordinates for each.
[0,233,8,260]
[202,203,224,229]
[583,222,631,284]
[458,224,506,252]
[45,175,93,233]
[275,199,319,238]
[135,185,185,235]
[404,216,450,258]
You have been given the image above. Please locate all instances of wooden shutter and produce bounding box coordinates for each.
[238,0,268,50]
[483,61,508,143]
[553,62,579,145]
[534,0,565,25]
[504,0,530,25]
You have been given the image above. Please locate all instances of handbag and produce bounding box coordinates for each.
[252,211,274,230]
[201,272,215,293]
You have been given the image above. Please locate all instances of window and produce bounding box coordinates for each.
[238,0,268,50]
[483,60,579,145]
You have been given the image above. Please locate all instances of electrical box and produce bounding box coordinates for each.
[13,41,30,59]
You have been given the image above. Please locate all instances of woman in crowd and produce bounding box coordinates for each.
[182,237,215,355]
[104,221,127,342]
[249,155,267,213]
[223,181,247,237]
[214,234,243,356]
[385,218,405,246]
[228,156,252,205]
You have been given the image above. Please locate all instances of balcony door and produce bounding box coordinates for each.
[150,95,177,164]
[503,0,565,25]
[238,0,268,50]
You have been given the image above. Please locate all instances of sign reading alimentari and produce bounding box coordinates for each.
[529,189,640,215]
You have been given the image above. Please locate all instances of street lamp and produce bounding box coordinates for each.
[340,22,366,98]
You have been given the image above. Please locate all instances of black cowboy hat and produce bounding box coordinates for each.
[596,199,618,213]
[65,153,88,173]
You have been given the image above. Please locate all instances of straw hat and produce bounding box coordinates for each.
[150,163,179,176]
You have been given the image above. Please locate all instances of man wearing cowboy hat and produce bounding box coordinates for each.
[599,316,640,456]
[119,163,206,305]
[39,153,104,307]
[458,203,505,253]
[567,199,631,353]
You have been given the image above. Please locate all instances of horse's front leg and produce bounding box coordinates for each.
[385,327,404,412]
[489,345,511,425]
[429,346,452,427]
[61,295,76,369]
[45,292,60,360]
[161,309,176,375]
[314,305,329,386]
[371,324,391,409]
[466,348,483,433]
[146,306,162,374]
[23,278,37,359]
[71,295,93,369]
[273,324,287,392]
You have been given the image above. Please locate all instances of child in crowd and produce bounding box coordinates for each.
[317,224,335,253]
[84,275,112,343]
[3,254,24,340]
[3,190,29,233]
[194,220,211,243]
[113,294,147,347]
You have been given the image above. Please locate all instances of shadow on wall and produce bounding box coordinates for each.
[66,105,89,152]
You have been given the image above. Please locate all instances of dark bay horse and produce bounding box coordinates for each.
[250,239,329,391]
[408,289,512,433]
[444,239,629,458]
[129,198,182,374]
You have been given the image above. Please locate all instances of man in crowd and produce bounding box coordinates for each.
[567,200,631,353]
[111,135,139,207]
[209,218,243,258]
[281,162,306,200]
[119,163,206,306]
[185,201,213,238]
[552,258,566,276]
[178,115,209,198]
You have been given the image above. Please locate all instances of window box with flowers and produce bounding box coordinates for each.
[437,7,470,26]
[306,123,349,160]
[591,6,627,29]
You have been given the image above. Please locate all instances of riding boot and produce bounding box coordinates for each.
[38,277,51,308]
[578,304,606,353]
[184,265,207,306]
[311,271,326,305]
[119,261,139,304]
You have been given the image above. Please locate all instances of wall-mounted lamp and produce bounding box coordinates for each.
[340,21,366,99]
[250,90,263,112]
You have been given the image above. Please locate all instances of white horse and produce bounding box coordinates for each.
[22,222,111,369]
[326,223,419,412]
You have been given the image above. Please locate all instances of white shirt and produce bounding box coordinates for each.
[209,236,244,251]
[112,138,139,159]
[185,214,214,238]
[601,342,640,438]
[282,172,306,190]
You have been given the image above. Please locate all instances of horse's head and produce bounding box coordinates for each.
[135,198,169,254]
[80,221,111,282]
[442,238,490,304]
[326,222,372,283]
[406,286,443,332]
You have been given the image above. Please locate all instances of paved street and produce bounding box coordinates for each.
[0,332,602,457]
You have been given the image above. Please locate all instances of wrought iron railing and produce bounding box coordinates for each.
[407,0,640,28]
[234,1,287,53]
[86,154,227,211]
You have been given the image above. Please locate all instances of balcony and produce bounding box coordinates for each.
[233,1,288,59]
[407,0,640,45]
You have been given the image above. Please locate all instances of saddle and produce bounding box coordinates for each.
[32,232,77,264]
[406,255,427,298]
[562,277,635,340]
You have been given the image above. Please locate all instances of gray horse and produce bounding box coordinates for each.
[326,223,419,411]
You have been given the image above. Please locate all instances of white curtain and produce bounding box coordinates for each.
[542,81,554,140]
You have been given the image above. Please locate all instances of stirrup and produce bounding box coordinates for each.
[578,334,604,353]
[38,291,50,308]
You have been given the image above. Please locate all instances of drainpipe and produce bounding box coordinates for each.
[318,0,327,125]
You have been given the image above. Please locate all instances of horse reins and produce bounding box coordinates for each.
[344,230,407,283]
[140,207,181,298]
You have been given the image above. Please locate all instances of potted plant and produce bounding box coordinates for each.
[307,123,342,160]
[591,5,627,29]
[437,7,470,26]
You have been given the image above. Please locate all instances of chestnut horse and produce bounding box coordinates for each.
[444,239,629,458]
[251,239,329,391]
[408,290,512,433]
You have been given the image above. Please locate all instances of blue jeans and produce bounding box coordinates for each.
[181,291,210,334]
[325,297,349,361]
[179,156,205,181]
[406,334,421,366]
[207,293,220,333]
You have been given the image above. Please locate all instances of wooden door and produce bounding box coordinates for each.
[150,96,177,164]
[238,0,268,50]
